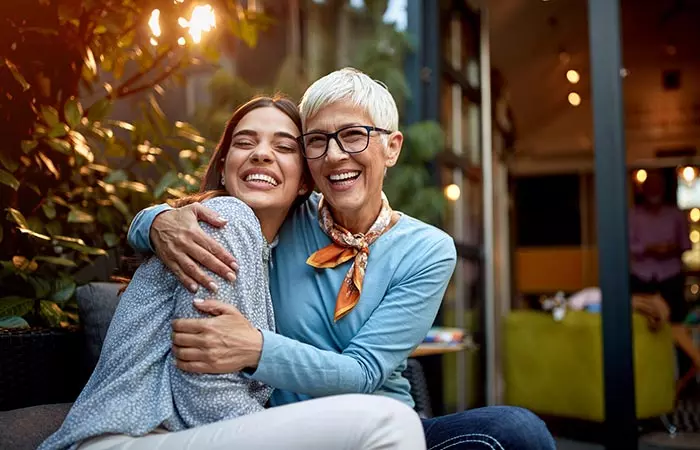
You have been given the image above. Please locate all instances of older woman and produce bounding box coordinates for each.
[128,68,556,449]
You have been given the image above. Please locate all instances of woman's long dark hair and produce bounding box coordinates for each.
[172,95,313,210]
[118,95,312,284]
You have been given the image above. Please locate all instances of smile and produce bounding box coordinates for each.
[243,172,279,186]
[328,171,361,184]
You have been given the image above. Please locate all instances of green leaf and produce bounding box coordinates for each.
[64,98,83,129]
[87,98,112,122]
[116,181,148,193]
[28,276,52,298]
[27,216,43,233]
[103,232,119,247]
[39,300,63,327]
[40,105,60,127]
[45,220,62,236]
[106,120,135,132]
[0,316,30,329]
[67,209,95,223]
[109,194,130,218]
[18,227,51,241]
[51,276,76,302]
[4,58,30,91]
[154,171,179,198]
[58,240,107,256]
[21,140,38,154]
[0,169,19,190]
[48,123,69,138]
[7,208,29,228]
[0,152,19,172]
[47,138,72,155]
[42,201,56,219]
[0,297,34,317]
[104,169,128,183]
[34,256,76,267]
[84,47,97,78]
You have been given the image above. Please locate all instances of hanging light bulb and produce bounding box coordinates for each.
[444,184,461,201]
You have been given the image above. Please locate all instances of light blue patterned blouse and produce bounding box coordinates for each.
[39,197,275,450]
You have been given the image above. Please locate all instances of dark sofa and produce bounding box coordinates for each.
[0,282,433,449]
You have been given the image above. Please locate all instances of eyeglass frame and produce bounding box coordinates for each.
[296,125,393,160]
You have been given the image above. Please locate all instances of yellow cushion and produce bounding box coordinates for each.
[504,310,675,421]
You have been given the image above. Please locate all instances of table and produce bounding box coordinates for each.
[410,343,468,358]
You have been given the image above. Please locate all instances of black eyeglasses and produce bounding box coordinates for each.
[297,125,392,160]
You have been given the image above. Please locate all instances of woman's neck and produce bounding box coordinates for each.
[332,196,383,235]
[255,210,288,244]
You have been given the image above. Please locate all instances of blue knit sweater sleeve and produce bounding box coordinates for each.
[251,235,457,397]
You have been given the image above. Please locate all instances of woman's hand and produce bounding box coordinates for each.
[171,300,264,374]
[151,204,239,292]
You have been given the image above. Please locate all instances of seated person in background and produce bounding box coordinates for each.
[629,169,699,367]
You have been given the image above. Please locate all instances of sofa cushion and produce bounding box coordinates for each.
[75,282,124,371]
[0,403,72,450]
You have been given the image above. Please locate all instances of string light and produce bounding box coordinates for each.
[444,184,461,201]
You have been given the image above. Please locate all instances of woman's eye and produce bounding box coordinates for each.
[233,140,254,148]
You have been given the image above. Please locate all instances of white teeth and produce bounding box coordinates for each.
[245,173,278,186]
[329,171,360,181]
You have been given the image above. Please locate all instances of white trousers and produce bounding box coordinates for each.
[79,394,426,450]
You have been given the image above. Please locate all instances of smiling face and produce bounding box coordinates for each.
[221,106,306,217]
[304,101,403,232]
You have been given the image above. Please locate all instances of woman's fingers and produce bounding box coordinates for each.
[172,331,205,348]
[190,232,238,282]
[172,345,202,362]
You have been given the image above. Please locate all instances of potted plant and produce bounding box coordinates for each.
[0,0,267,411]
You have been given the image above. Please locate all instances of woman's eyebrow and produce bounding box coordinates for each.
[275,131,299,140]
[232,129,257,138]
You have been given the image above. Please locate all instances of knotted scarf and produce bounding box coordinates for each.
[306,193,393,321]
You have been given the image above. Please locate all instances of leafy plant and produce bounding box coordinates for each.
[192,0,446,225]
[0,0,268,329]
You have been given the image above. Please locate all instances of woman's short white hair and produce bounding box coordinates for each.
[299,67,399,131]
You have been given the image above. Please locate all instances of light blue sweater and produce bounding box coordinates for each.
[128,192,457,407]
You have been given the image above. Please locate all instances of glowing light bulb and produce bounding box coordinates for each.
[682,166,696,183]
[566,70,580,84]
[568,92,581,106]
[691,208,700,222]
[635,169,647,183]
[691,230,700,243]
[444,184,461,201]
[148,9,161,37]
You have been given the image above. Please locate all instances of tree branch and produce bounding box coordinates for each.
[114,59,184,99]
[112,48,174,98]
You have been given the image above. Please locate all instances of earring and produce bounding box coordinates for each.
[298,187,307,195]
[221,173,226,186]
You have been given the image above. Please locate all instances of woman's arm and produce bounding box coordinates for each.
[127,203,237,291]
[169,196,274,427]
[249,236,457,397]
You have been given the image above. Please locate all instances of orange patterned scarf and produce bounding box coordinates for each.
[306,193,393,321]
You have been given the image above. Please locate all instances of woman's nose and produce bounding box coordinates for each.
[251,144,274,163]
[326,137,348,162]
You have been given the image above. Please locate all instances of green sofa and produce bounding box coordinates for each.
[504,310,676,422]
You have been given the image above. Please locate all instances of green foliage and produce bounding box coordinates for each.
[193,1,446,225]
[0,0,263,329]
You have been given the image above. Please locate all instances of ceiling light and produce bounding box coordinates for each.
[568,92,581,106]
[566,70,580,84]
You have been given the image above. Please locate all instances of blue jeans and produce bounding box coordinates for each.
[421,406,556,450]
